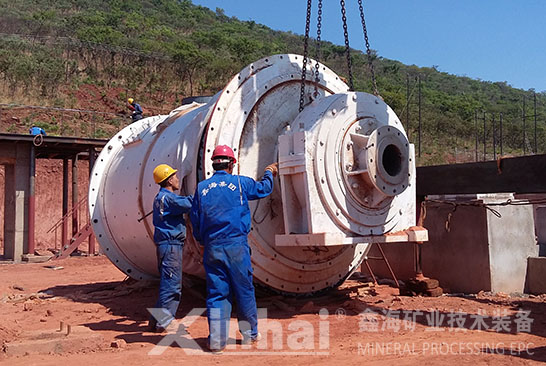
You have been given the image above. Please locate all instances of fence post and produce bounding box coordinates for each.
[534,92,537,154]
[475,110,478,162]
[483,111,486,161]
[406,74,410,138]
[523,95,526,155]
[491,114,497,160]
[418,74,422,158]
[500,112,503,156]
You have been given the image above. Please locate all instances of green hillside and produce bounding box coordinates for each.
[0,0,544,165]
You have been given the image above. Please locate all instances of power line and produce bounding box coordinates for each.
[0,32,172,61]
[0,103,127,118]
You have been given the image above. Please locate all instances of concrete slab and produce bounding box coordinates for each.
[3,325,104,357]
[525,257,546,294]
[486,199,537,293]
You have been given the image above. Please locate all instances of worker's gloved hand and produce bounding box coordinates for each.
[265,162,279,177]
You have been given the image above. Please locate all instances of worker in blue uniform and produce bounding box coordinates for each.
[149,164,193,332]
[190,145,278,353]
[29,126,46,135]
[127,97,143,122]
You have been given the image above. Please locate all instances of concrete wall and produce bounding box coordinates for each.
[525,257,546,294]
[368,197,538,294]
[1,144,30,262]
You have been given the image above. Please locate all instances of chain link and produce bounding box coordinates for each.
[299,0,313,112]
[313,0,323,98]
[358,0,379,96]
[339,0,354,91]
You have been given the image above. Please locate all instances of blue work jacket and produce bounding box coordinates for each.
[29,126,46,135]
[132,102,143,115]
[152,188,193,245]
[190,170,273,246]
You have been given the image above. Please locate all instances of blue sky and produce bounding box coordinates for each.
[192,0,546,92]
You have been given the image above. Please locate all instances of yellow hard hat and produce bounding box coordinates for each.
[153,164,177,184]
[127,98,134,104]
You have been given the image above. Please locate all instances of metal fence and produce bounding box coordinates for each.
[401,75,544,166]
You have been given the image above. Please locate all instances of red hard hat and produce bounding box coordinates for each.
[211,145,236,163]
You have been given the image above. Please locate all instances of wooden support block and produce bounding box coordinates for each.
[425,287,444,297]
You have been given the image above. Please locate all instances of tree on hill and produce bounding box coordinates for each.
[0,0,544,164]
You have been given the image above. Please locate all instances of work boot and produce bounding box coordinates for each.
[241,332,262,345]
[207,341,225,354]
[155,322,188,334]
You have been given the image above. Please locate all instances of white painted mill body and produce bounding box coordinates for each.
[89,54,419,294]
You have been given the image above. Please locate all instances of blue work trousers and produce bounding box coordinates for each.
[152,243,183,329]
[204,238,257,349]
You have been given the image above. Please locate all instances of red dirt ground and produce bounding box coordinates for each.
[0,84,179,137]
[1,256,545,365]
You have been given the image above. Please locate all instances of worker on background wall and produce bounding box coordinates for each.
[29,125,46,135]
[190,145,278,353]
[149,164,193,332]
[127,97,143,122]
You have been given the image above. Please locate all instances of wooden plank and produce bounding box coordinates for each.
[416,154,546,196]
[56,223,92,259]
[274,227,428,246]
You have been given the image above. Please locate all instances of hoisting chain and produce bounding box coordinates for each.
[313,0,323,98]
[299,0,313,112]
[339,0,354,91]
[357,0,379,96]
